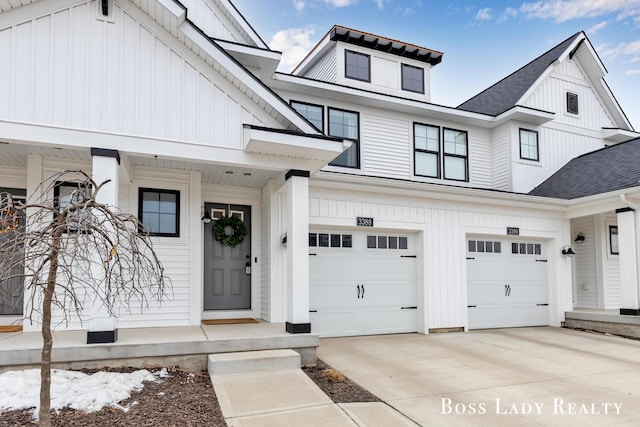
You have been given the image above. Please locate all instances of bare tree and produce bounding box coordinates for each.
[0,170,169,426]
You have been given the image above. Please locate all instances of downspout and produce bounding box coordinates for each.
[620,194,640,310]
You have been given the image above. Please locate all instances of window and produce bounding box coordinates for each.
[610,226,619,255]
[414,123,440,178]
[138,188,180,237]
[468,240,502,254]
[519,129,539,161]
[328,108,359,168]
[291,101,323,131]
[443,128,468,181]
[54,181,91,232]
[401,64,424,94]
[567,92,579,114]
[345,50,370,82]
[309,233,352,248]
[367,235,408,250]
[511,242,542,255]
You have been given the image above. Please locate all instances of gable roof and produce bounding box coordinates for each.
[457,32,582,116]
[529,137,640,199]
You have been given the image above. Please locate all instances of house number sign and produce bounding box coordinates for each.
[357,217,374,227]
[507,227,520,236]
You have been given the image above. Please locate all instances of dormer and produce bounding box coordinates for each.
[292,26,443,102]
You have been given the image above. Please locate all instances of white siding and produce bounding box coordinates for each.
[572,216,598,308]
[180,0,249,44]
[362,113,410,179]
[468,128,492,188]
[0,1,273,148]
[0,166,27,190]
[491,123,510,191]
[308,186,568,330]
[304,48,338,83]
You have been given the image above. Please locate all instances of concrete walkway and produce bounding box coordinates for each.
[318,327,640,427]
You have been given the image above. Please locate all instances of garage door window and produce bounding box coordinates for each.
[367,235,408,250]
[309,233,352,248]
[511,242,541,255]
[468,240,501,254]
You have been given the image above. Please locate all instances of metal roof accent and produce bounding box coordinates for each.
[329,26,443,66]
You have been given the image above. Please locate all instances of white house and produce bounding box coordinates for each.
[1,0,639,341]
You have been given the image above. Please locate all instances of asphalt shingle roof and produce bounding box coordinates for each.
[529,137,640,199]
[457,33,582,116]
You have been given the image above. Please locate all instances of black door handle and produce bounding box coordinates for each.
[357,284,361,299]
[362,284,365,299]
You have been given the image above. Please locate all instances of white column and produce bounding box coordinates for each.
[88,149,120,342]
[617,208,640,315]
[22,155,43,332]
[189,170,202,325]
[285,170,310,333]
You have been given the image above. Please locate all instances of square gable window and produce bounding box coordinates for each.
[402,64,424,94]
[345,50,370,82]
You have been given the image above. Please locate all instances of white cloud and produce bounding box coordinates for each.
[587,20,609,33]
[403,7,416,16]
[497,6,518,23]
[519,0,640,23]
[600,39,640,61]
[372,0,386,9]
[323,0,356,7]
[475,7,492,21]
[269,26,318,72]
[624,69,640,75]
[293,0,305,12]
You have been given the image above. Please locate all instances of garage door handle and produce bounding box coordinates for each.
[362,284,365,298]
[468,305,477,308]
[357,284,361,299]
[309,310,318,313]
[537,303,548,306]
[505,284,512,296]
[401,255,416,258]
[535,259,547,262]
[309,253,317,256]
[401,306,417,310]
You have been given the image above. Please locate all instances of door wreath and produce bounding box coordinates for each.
[213,215,247,247]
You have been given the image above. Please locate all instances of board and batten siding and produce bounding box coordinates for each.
[303,48,338,83]
[178,0,248,44]
[572,216,598,308]
[0,0,273,148]
[308,186,568,329]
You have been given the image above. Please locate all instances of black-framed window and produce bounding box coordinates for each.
[290,101,324,132]
[414,123,440,178]
[138,188,180,237]
[328,107,359,168]
[567,92,579,114]
[519,129,539,161]
[610,225,619,255]
[443,128,468,181]
[345,50,370,82]
[401,64,424,94]
[53,181,91,232]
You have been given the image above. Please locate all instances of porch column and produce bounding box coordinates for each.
[617,207,640,315]
[87,148,120,343]
[284,170,310,333]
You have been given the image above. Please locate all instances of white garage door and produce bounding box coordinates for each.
[467,237,548,329]
[309,230,417,337]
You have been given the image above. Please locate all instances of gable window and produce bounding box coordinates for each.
[567,92,579,114]
[414,123,440,178]
[328,108,359,168]
[345,50,370,82]
[401,64,424,94]
[291,101,323,132]
[519,129,539,161]
[443,128,468,181]
[609,225,619,255]
[138,188,180,237]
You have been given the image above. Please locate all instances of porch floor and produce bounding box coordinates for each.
[0,322,319,372]
[565,308,640,338]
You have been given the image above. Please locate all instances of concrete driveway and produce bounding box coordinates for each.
[318,327,640,427]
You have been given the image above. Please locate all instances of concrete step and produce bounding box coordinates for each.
[208,349,301,375]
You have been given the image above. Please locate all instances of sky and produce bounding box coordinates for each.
[231,0,640,130]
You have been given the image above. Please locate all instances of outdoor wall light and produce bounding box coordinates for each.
[281,233,287,247]
[574,232,585,243]
[201,210,212,224]
[561,245,575,257]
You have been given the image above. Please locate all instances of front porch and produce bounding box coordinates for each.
[564,308,640,339]
[0,322,318,373]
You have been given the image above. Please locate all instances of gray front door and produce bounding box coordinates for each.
[0,188,26,315]
[203,203,251,310]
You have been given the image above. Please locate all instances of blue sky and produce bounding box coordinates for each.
[231,0,640,130]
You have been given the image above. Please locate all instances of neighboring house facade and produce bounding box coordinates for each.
[0,0,639,339]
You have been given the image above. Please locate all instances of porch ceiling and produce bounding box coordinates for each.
[0,143,91,167]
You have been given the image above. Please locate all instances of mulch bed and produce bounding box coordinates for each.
[0,359,378,426]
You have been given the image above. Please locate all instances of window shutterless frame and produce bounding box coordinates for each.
[328,107,360,169]
[53,181,92,233]
[401,64,425,94]
[519,128,539,161]
[566,92,579,114]
[138,188,180,237]
[290,100,324,132]
[345,50,371,82]
[413,122,440,178]
[442,127,469,182]
[609,225,619,255]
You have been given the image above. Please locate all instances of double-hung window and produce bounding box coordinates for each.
[138,188,180,237]
[345,50,370,82]
[328,108,359,168]
[290,101,324,132]
[401,64,424,94]
[414,123,440,178]
[519,129,539,161]
[414,125,469,181]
